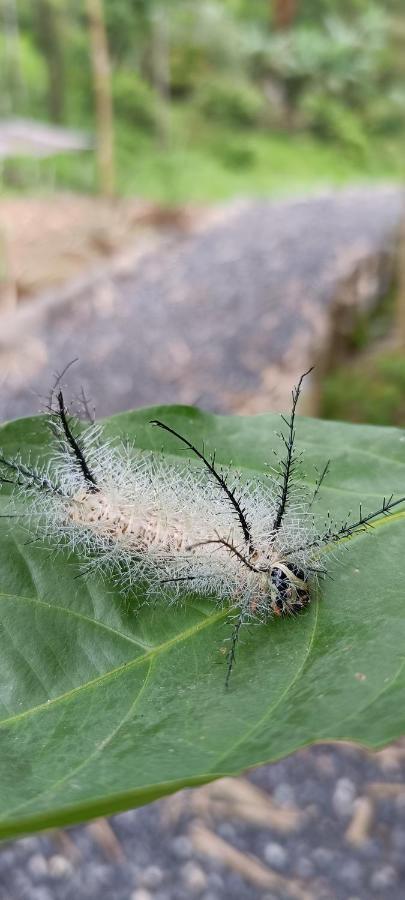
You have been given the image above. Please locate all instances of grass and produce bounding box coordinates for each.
[321,348,405,427]
[115,132,403,205]
[1,105,404,203]
[319,284,405,428]
[319,281,405,428]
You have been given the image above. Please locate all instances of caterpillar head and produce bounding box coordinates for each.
[269,562,310,617]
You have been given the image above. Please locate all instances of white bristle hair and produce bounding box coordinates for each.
[5,370,403,684]
[4,417,318,619]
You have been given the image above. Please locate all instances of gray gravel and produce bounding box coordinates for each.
[2,743,405,899]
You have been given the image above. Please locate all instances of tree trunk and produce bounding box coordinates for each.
[272,0,298,30]
[151,3,170,149]
[1,0,22,114]
[86,0,115,196]
[37,0,65,122]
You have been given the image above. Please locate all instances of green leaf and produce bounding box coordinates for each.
[0,406,405,838]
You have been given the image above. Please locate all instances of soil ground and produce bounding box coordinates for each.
[0,193,195,307]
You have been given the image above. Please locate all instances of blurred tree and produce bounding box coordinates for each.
[151,2,170,148]
[1,0,22,113]
[36,0,65,122]
[86,0,115,196]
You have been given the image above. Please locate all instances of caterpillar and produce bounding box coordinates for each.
[0,369,404,686]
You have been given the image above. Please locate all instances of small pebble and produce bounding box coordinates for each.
[394,791,405,811]
[392,828,405,850]
[332,777,356,817]
[370,865,398,891]
[27,854,48,879]
[181,861,207,893]
[25,889,54,900]
[338,859,363,886]
[116,809,138,829]
[11,871,37,896]
[47,855,73,878]
[312,847,335,868]
[81,862,112,889]
[295,857,314,879]
[356,837,380,859]
[272,782,295,807]
[263,841,288,870]
[207,872,224,890]
[131,890,153,900]
[0,849,17,870]
[17,837,38,852]
[139,866,164,889]
[171,835,193,859]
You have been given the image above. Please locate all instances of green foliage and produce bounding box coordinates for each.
[62,22,93,123]
[259,8,397,150]
[364,88,405,136]
[300,94,368,155]
[1,406,405,836]
[209,134,257,171]
[2,0,405,198]
[113,69,157,130]
[104,0,145,63]
[0,33,48,118]
[193,76,264,127]
[155,2,254,96]
[322,351,405,427]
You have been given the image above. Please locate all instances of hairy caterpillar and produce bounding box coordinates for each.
[1,369,404,686]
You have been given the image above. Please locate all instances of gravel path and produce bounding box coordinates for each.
[0,185,402,420]
[2,742,405,900]
[0,185,404,899]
